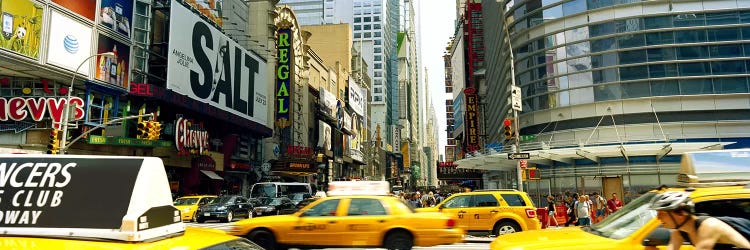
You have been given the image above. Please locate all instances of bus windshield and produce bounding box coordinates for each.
[251,183,277,198]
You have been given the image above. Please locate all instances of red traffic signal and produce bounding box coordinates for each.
[527,168,541,180]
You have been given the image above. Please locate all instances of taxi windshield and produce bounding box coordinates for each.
[174,198,199,205]
[588,192,657,239]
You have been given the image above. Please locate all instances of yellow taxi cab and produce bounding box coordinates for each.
[417,189,540,236]
[489,149,750,250]
[0,155,262,250]
[229,181,465,250]
[174,195,217,222]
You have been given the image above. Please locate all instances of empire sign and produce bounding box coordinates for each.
[464,87,479,152]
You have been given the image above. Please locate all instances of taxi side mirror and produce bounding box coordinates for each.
[438,204,445,210]
[642,227,671,246]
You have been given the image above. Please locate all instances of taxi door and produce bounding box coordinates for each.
[438,195,474,231]
[469,194,500,231]
[288,198,346,245]
[337,198,394,246]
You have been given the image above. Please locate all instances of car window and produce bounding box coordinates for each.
[444,195,472,208]
[474,194,499,207]
[590,192,656,240]
[695,198,750,218]
[500,194,528,206]
[302,199,340,217]
[174,198,198,205]
[347,198,388,216]
[199,197,212,205]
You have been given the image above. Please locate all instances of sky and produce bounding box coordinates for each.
[417,0,456,158]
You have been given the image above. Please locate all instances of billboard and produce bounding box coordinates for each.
[98,0,134,38]
[94,34,130,89]
[1,0,44,59]
[46,11,93,75]
[167,0,268,127]
[347,77,366,116]
[52,0,96,21]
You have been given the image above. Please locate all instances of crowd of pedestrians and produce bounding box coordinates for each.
[397,190,447,208]
[546,191,624,228]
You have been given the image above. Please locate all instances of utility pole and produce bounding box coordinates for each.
[502,12,524,192]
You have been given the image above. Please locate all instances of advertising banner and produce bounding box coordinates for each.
[94,34,130,89]
[52,0,96,21]
[98,0,134,38]
[1,0,44,59]
[318,121,331,151]
[47,11,93,75]
[166,0,268,127]
[347,78,365,116]
[320,89,337,118]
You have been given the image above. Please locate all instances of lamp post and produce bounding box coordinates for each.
[59,52,117,155]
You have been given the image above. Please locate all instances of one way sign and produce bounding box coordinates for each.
[508,153,530,160]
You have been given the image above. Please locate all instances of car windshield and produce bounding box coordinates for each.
[174,198,198,205]
[588,192,657,239]
[209,196,234,205]
[263,198,283,206]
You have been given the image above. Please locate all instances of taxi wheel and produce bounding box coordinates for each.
[248,229,284,250]
[493,221,521,236]
[383,230,413,250]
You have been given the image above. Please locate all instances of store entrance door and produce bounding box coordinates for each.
[602,176,623,201]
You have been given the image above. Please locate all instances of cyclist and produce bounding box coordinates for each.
[649,191,750,250]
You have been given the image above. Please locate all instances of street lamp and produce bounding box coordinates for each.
[59,52,117,154]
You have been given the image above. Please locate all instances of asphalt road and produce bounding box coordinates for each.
[186,222,492,249]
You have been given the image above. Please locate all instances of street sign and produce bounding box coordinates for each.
[520,135,536,141]
[508,152,530,160]
[511,86,522,111]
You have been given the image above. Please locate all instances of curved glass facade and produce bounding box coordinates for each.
[502,2,750,113]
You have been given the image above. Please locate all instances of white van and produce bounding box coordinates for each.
[249,182,312,200]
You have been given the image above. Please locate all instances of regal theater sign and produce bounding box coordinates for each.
[0,97,84,130]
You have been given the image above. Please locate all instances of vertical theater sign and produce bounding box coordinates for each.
[273,6,307,153]
[464,87,479,153]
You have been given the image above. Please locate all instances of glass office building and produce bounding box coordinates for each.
[471,0,750,204]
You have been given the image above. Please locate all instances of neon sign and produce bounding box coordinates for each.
[275,29,292,128]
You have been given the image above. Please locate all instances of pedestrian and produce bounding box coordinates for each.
[547,195,559,227]
[608,192,623,214]
[592,192,607,223]
[576,195,591,226]
[565,193,578,227]
[408,193,422,208]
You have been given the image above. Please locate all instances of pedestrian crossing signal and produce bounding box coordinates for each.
[527,168,541,180]
[47,130,61,154]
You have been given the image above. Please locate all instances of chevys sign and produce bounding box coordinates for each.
[175,117,209,155]
[166,0,268,128]
[0,97,84,130]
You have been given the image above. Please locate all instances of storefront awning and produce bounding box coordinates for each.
[456,141,734,171]
[273,171,315,177]
[200,170,223,180]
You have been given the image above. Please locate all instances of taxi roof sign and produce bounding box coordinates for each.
[0,155,183,242]
[678,149,750,187]
[327,181,390,196]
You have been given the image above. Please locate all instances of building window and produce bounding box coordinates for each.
[364,24,371,30]
[374,96,382,102]
[374,40,381,45]
[374,87,382,93]
[364,32,371,38]
[374,24,381,29]
[355,17,361,22]
[364,17,371,22]
[374,47,381,53]
[355,25,361,30]
[354,33,361,38]
[375,55,382,61]
[374,63,382,69]
[374,71,383,77]
[374,32,381,37]
[374,16,380,22]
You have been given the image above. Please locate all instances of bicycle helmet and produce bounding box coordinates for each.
[649,191,694,213]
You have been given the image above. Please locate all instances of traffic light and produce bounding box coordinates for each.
[521,168,527,181]
[503,118,514,140]
[137,121,149,139]
[147,121,162,140]
[47,130,60,154]
[527,168,541,180]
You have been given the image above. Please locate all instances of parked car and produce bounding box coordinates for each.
[173,195,216,222]
[253,197,297,216]
[195,195,253,223]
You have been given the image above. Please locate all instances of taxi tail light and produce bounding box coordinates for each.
[525,208,536,218]
[446,218,456,228]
